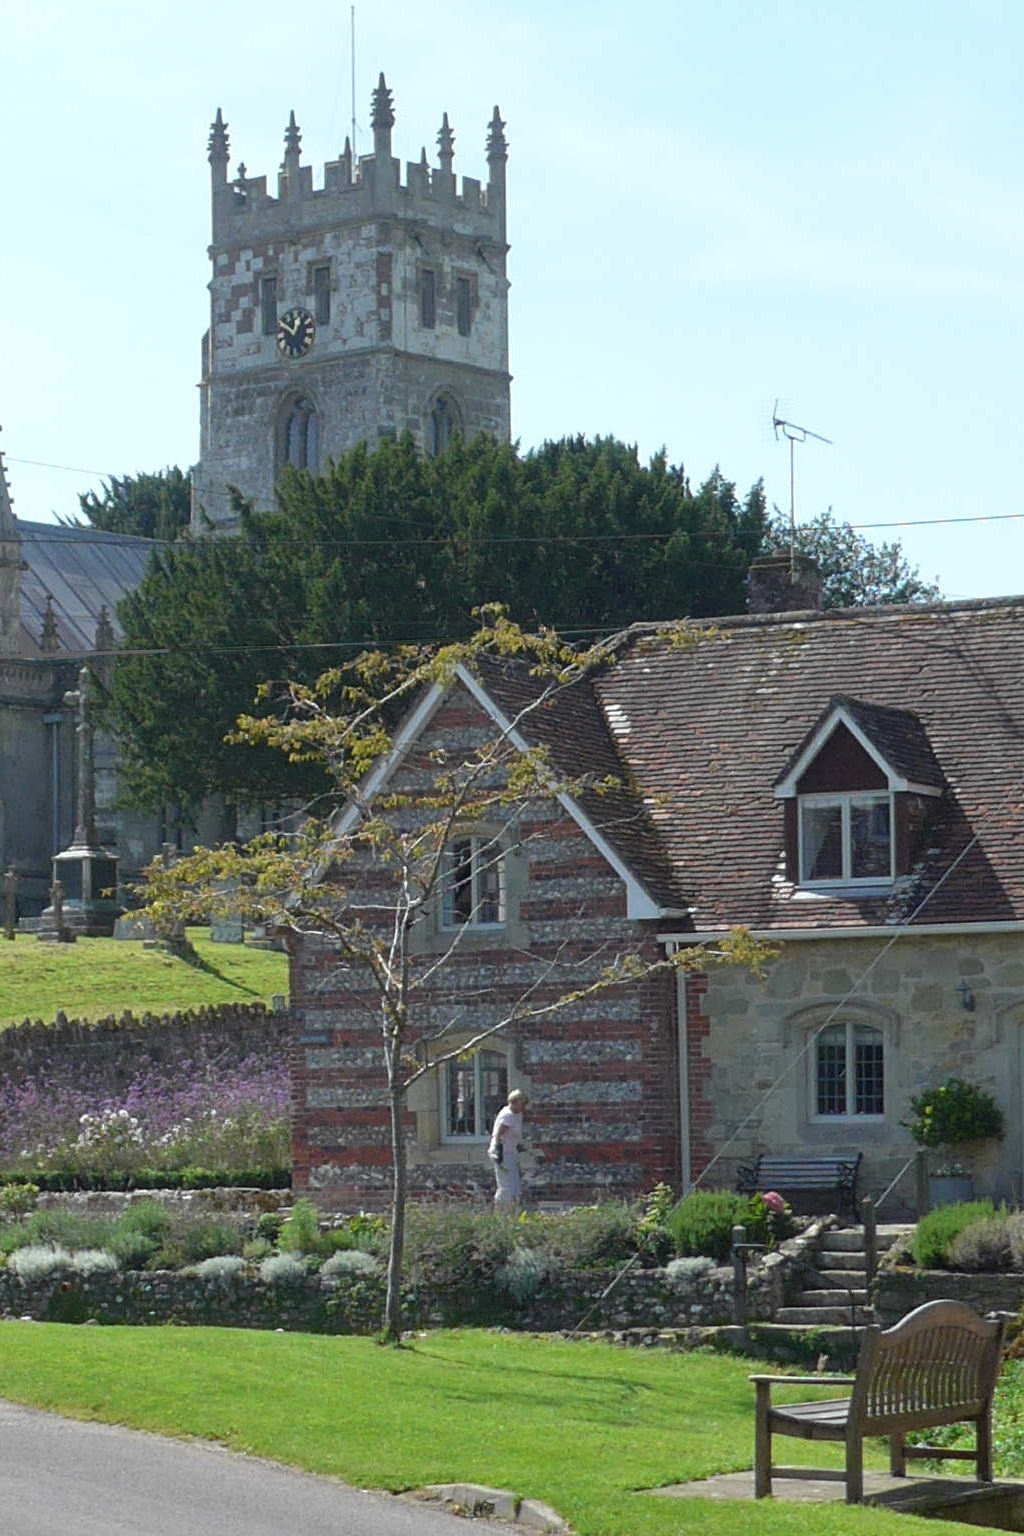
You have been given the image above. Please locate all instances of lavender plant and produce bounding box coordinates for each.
[0,1051,289,1177]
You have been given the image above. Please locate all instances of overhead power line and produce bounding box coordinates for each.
[11,508,1024,553]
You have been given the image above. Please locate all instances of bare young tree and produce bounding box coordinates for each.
[141,609,771,1340]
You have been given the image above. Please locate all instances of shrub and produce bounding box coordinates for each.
[10,1244,73,1280]
[946,1215,1015,1272]
[320,1249,380,1280]
[344,1211,387,1250]
[193,1254,246,1286]
[109,1228,159,1270]
[278,1198,322,1255]
[259,1253,307,1286]
[907,1079,1004,1149]
[664,1255,716,1285]
[518,1204,636,1268]
[634,1183,676,1266]
[912,1201,998,1269]
[402,1204,516,1295]
[71,1248,120,1276]
[120,1201,174,1243]
[149,1215,246,1271]
[109,1201,174,1268]
[1,1208,116,1257]
[666,1190,775,1263]
[243,1237,274,1263]
[256,1211,284,1243]
[494,1248,556,1306]
[1007,1214,1024,1271]
[0,1183,39,1218]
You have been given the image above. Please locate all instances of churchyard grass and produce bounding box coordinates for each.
[0,929,287,1026]
[0,1324,988,1536]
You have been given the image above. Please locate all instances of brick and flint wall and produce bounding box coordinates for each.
[289,687,680,1209]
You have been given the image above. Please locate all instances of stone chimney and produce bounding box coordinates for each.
[747,552,823,614]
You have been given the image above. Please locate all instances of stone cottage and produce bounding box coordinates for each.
[290,566,1024,1211]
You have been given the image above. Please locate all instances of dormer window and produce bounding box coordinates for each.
[800,792,892,885]
[775,696,945,894]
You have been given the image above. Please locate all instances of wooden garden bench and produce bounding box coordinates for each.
[735,1153,862,1216]
[750,1299,1007,1504]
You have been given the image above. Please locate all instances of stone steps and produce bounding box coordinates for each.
[816,1251,867,1271]
[808,1267,868,1287]
[775,1304,875,1326]
[777,1222,914,1332]
[798,1288,869,1307]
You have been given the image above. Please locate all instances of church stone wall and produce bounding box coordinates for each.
[195,82,511,528]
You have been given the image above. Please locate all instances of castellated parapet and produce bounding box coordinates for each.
[193,75,511,528]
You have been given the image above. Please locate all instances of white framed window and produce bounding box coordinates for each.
[444,1048,508,1140]
[799,791,892,885]
[442,837,505,929]
[813,1021,885,1119]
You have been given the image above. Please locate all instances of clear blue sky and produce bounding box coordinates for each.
[4,0,1024,600]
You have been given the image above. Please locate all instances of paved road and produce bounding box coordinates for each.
[0,1399,483,1536]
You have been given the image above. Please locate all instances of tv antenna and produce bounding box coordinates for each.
[772,402,833,574]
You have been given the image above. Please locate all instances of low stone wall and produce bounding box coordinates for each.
[873,1266,1024,1325]
[0,1003,290,1086]
[34,1188,292,1218]
[0,1263,741,1334]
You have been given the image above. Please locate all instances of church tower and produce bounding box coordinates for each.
[192,77,511,528]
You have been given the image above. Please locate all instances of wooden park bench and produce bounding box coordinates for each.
[750,1300,1007,1504]
[735,1153,862,1216]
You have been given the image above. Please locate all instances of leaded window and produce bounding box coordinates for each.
[442,837,504,928]
[444,1049,508,1139]
[815,1021,884,1118]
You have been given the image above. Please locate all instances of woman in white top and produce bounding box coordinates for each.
[488,1088,528,1208]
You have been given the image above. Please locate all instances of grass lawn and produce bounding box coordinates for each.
[0,1324,993,1535]
[0,929,288,1025]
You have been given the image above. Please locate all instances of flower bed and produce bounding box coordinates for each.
[0,1016,289,1182]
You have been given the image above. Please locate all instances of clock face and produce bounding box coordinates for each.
[276,307,316,359]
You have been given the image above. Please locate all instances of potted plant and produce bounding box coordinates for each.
[906,1077,1004,1207]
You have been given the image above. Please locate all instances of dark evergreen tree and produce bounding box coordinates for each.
[77,468,191,541]
[104,437,933,812]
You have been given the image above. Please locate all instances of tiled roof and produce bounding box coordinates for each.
[775,694,946,792]
[472,655,689,910]
[589,599,1024,929]
[16,521,159,658]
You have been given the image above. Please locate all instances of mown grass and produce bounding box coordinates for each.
[0,1324,990,1535]
[0,929,288,1025]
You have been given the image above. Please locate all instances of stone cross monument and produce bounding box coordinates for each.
[64,665,99,848]
[44,664,120,935]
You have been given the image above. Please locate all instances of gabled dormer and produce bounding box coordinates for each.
[774,696,945,892]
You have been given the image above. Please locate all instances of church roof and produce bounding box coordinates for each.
[16,521,159,658]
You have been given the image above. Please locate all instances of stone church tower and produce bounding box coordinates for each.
[192,75,511,528]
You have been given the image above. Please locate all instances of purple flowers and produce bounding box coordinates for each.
[0,1052,290,1173]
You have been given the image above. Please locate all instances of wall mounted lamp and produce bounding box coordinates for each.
[957,979,976,1013]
